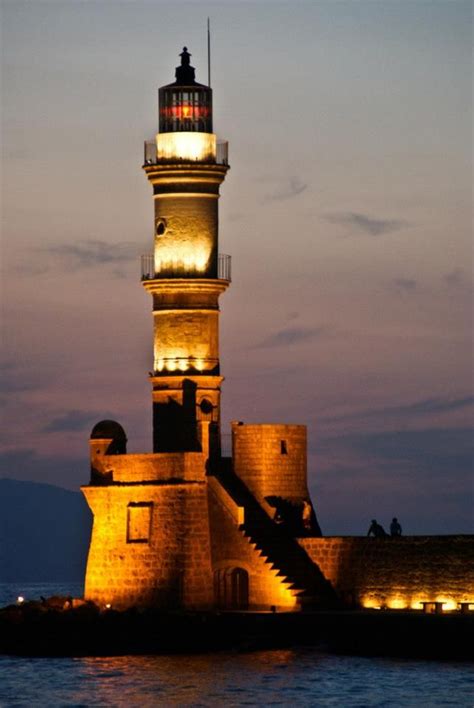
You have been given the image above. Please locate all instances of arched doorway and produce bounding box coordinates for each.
[214,567,249,610]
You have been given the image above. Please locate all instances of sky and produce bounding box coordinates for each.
[1,0,472,535]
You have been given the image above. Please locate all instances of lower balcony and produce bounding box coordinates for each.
[141,253,231,282]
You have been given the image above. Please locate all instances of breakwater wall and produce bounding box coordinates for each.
[298,535,474,610]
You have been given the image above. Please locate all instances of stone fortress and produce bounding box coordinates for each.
[82,49,473,614]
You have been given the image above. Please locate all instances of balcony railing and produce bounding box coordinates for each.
[216,141,228,166]
[218,253,231,281]
[143,139,229,166]
[141,253,231,282]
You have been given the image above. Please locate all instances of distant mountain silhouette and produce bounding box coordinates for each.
[0,479,92,582]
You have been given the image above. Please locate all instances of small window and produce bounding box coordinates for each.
[127,502,153,543]
[280,440,288,455]
[200,398,213,414]
[156,219,166,236]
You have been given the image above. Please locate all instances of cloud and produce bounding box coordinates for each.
[43,409,113,433]
[324,396,474,424]
[393,277,417,292]
[265,177,307,202]
[444,268,464,287]
[2,148,30,161]
[255,325,328,348]
[38,239,139,272]
[324,212,410,236]
[315,426,474,474]
[0,360,43,396]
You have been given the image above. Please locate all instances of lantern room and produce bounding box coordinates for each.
[158,47,212,134]
[143,47,228,166]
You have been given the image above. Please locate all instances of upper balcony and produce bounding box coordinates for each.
[141,253,231,282]
[144,137,228,166]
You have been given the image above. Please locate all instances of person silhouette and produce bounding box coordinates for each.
[367,519,387,537]
[302,500,312,532]
[390,517,402,536]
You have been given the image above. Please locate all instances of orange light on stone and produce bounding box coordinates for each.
[436,598,457,611]
[360,595,380,610]
[155,247,209,275]
[387,597,406,610]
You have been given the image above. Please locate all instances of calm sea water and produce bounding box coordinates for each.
[1,583,473,707]
[0,582,85,608]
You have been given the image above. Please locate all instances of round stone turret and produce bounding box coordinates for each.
[90,420,127,455]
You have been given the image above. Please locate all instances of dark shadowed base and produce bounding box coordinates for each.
[0,603,472,661]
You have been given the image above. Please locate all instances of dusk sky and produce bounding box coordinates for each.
[1,0,472,535]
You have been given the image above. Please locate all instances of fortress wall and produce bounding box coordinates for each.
[95,452,206,483]
[82,482,213,610]
[208,484,299,611]
[232,423,308,504]
[298,536,474,610]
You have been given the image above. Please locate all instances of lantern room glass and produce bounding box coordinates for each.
[159,86,213,133]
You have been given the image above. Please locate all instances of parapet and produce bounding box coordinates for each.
[88,450,207,485]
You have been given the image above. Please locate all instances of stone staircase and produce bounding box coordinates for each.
[214,468,337,609]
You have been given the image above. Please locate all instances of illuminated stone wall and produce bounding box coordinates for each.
[208,479,299,611]
[232,423,309,505]
[82,482,213,610]
[144,279,228,454]
[146,280,228,376]
[153,310,218,372]
[90,450,207,484]
[154,196,218,277]
[299,536,474,610]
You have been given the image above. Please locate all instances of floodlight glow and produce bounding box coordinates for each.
[156,132,216,162]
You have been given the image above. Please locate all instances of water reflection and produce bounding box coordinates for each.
[1,649,472,706]
[78,649,299,705]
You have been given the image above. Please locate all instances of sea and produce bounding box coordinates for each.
[0,583,473,707]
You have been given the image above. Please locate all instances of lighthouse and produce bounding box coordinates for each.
[82,49,331,613]
[142,47,230,460]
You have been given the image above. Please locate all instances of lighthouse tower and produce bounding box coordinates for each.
[142,47,230,460]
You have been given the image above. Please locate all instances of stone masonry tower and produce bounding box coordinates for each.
[142,47,230,461]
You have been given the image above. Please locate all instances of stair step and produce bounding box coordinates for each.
[216,471,336,606]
